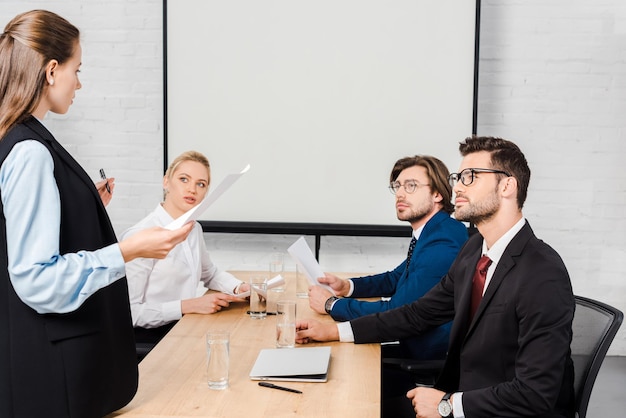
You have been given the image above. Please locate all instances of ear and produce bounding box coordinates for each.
[432,191,443,203]
[45,59,59,85]
[162,175,169,193]
[500,176,517,198]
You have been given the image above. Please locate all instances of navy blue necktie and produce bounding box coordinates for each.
[405,236,417,271]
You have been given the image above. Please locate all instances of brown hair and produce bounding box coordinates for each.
[458,136,531,209]
[390,155,454,214]
[0,10,80,139]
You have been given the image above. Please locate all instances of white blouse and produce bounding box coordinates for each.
[120,204,241,328]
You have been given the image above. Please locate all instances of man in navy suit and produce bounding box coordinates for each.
[297,137,575,418]
[308,155,467,362]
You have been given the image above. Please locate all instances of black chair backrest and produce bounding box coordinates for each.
[571,295,623,418]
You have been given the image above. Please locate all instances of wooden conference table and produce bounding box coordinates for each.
[108,271,380,418]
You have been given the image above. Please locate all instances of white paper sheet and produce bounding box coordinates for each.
[236,274,285,299]
[287,236,335,295]
[165,164,250,230]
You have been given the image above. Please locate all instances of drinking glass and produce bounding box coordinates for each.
[249,276,267,319]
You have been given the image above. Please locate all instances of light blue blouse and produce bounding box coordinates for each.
[0,139,126,314]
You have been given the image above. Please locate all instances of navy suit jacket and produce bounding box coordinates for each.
[351,222,575,418]
[330,210,467,360]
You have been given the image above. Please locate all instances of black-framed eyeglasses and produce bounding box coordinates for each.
[388,179,430,194]
[448,168,511,187]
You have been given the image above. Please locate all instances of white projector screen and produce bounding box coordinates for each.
[165,1,478,226]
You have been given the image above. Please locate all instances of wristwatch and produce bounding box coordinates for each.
[324,296,340,314]
[437,393,453,418]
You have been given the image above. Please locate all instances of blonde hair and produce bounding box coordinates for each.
[0,10,80,139]
[163,151,211,200]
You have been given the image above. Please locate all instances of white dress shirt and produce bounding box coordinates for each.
[120,204,241,328]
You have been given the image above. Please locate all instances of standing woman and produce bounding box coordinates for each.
[0,10,193,418]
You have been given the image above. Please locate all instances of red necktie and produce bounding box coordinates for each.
[470,255,492,320]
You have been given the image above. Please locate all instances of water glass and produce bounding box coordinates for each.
[206,331,229,390]
[269,252,285,277]
[276,300,297,348]
[295,264,309,298]
[249,276,267,319]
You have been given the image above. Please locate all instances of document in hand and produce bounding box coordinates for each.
[287,236,334,294]
[165,164,250,230]
[249,346,331,383]
[236,275,285,298]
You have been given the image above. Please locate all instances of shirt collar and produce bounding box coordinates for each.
[412,224,425,241]
[155,203,175,224]
[482,217,526,265]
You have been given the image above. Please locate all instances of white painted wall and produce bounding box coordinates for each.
[2,0,624,354]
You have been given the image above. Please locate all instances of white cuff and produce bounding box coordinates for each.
[452,392,464,418]
[346,279,355,297]
[336,321,355,342]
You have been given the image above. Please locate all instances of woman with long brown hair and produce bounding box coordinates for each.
[0,10,193,417]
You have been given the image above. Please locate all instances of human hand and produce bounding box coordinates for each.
[308,285,334,314]
[295,319,339,344]
[118,222,194,262]
[406,387,445,418]
[181,292,241,314]
[316,273,350,296]
[235,282,250,296]
[95,178,115,206]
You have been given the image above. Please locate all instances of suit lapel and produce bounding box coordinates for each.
[410,210,445,261]
[445,238,482,346]
[465,223,534,334]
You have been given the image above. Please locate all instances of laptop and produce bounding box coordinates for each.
[249,346,331,383]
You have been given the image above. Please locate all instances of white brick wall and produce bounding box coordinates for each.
[1,0,165,234]
[2,1,625,354]
[478,0,626,354]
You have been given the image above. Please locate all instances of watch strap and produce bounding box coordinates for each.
[324,296,340,314]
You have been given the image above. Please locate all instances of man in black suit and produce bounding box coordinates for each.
[296,136,575,418]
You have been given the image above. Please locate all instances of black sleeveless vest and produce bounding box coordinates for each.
[0,116,137,417]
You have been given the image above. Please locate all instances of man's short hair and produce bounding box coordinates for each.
[459,136,531,209]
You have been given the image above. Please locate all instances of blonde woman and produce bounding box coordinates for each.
[121,151,248,348]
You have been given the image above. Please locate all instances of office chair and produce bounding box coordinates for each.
[381,355,444,387]
[136,343,155,362]
[571,295,623,418]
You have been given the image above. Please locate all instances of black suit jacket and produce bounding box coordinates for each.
[351,222,575,418]
[0,117,138,418]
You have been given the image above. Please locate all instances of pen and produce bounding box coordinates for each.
[258,381,302,394]
[99,168,111,193]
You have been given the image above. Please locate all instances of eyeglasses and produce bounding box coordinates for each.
[448,168,511,187]
[388,179,430,194]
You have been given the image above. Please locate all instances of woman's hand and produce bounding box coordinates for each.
[95,178,115,206]
[118,223,194,262]
[182,292,242,314]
